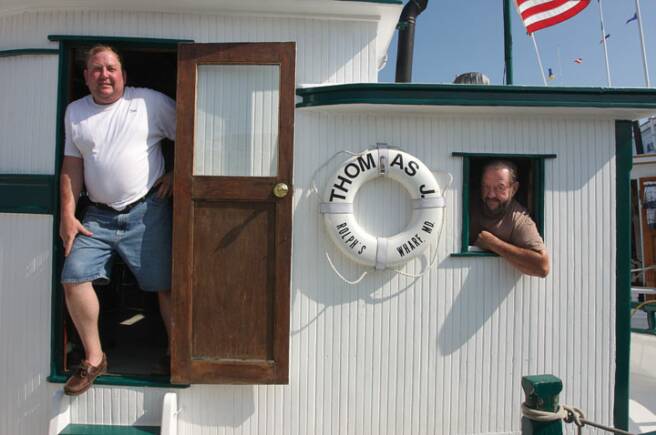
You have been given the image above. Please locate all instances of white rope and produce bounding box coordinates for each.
[521,402,635,435]
[309,150,360,196]
[324,251,368,285]
[392,172,453,279]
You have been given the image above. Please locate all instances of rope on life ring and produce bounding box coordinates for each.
[320,147,449,280]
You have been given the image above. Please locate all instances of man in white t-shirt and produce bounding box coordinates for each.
[60,45,176,395]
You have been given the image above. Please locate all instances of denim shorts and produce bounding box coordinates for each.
[61,192,172,292]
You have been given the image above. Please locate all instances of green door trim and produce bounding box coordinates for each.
[614,120,632,430]
[48,36,191,389]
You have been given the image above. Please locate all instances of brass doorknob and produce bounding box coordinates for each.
[273,182,289,198]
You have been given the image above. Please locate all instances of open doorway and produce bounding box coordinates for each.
[62,43,177,378]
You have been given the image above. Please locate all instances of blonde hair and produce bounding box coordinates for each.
[84,44,123,69]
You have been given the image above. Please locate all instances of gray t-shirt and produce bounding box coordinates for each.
[470,199,546,252]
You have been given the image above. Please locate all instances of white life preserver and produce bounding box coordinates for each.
[320,148,446,270]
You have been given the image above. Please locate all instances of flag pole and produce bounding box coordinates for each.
[531,33,548,86]
[635,0,651,87]
[597,0,612,86]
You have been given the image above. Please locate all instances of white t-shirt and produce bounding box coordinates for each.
[64,87,176,210]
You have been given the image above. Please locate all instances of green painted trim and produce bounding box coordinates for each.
[0,48,59,58]
[48,35,193,45]
[48,373,189,389]
[60,424,160,434]
[503,0,513,85]
[614,120,632,431]
[0,175,55,214]
[51,42,68,379]
[296,83,656,110]
[452,152,557,159]
[450,252,499,258]
[461,157,470,252]
[535,159,545,235]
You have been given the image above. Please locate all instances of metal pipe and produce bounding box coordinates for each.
[503,0,513,85]
[395,0,429,83]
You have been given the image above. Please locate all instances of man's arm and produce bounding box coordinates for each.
[475,230,550,277]
[60,156,92,256]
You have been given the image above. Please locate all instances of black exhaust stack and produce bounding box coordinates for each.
[395,0,429,83]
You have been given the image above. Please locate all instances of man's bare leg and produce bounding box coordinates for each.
[63,282,103,366]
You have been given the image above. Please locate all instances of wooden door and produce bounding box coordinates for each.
[172,43,295,384]
[640,177,656,288]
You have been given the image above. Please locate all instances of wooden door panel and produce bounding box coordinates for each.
[191,177,277,201]
[172,42,294,384]
[191,202,275,360]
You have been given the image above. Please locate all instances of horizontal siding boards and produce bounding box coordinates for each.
[0,10,377,84]
[0,214,53,435]
[0,54,58,174]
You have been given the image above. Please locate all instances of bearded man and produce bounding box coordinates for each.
[470,160,550,277]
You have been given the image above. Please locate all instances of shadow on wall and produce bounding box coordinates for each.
[178,385,255,428]
[436,257,519,356]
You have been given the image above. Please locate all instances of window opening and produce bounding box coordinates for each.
[452,153,553,256]
[61,43,177,378]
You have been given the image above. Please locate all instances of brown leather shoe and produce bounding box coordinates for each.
[64,354,107,396]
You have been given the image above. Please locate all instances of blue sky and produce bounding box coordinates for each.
[379,0,656,88]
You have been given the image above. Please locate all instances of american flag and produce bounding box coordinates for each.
[515,0,591,34]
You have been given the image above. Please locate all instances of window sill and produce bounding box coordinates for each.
[450,251,499,257]
[48,373,190,389]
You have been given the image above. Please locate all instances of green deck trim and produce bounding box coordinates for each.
[60,424,160,434]
[296,83,656,110]
[614,120,632,431]
[48,35,193,46]
[0,48,59,58]
[48,373,189,389]
[0,174,55,214]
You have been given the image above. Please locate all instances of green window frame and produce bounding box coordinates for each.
[450,152,556,257]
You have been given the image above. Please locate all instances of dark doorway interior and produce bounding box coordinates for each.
[63,44,177,377]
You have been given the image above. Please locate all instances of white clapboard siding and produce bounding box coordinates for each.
[0,55,58,174]
[0,214,53,435]
[194,65,279,177]
[0,10,378,85]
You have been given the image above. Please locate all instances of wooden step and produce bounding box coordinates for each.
[59,424,160,434]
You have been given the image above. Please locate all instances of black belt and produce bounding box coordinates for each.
[89,188,156,214]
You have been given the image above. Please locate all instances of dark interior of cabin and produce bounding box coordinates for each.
[63,44,177,377]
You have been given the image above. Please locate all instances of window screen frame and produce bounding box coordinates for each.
[450,152,556,257]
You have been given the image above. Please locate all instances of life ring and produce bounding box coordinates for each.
[320,148,446,270]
